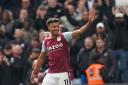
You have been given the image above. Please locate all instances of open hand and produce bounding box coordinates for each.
[88,10,96,23]
[30,71,37,84]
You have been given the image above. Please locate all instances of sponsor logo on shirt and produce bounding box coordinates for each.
[48,43,63,51]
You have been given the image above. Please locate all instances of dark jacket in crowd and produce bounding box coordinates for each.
[0,54,29,85]
[46,4,65,18]
[77,48,93,73]
[89,48,116,78]
[34,17,48,31]
[112,21,128,50]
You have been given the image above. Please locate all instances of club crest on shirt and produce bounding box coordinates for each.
[57,36,61,41]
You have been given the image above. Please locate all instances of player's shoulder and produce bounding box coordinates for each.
[43,37,51,44]
[62,32,72,34]
[44,37,51,40]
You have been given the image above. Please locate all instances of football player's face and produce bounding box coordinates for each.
[48,22,60,36]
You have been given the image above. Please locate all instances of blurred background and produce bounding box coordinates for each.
[0,0,128,85]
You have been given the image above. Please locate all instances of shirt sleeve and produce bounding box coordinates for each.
[63,32,72,43]
[41,41,47,52]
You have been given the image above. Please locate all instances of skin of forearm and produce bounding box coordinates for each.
[79,20,92,35]
[33,52,46,74]
[72,20,93,38]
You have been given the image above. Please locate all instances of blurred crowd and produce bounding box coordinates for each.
[0,0,128,85]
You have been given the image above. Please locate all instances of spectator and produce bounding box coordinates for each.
[28,48,41,64]
[46,0,65,18]
[9,29,29,58]
[77,36,94,85]
[38,30,48,44]
[0,9,13,26]
[26,36,41,57]
[93,22,112,47]
[14,9,33,28]
[79,11,89,26]
[65,3,80,26]
[10,29,27,47]
[112,12,128,83]
[30,37,41,49]
[85,0,96,11]
[0,44,13,85]
[76,0,87,22]
[20,0,35,19]
[11,44,29,85]
[34,6,48,31]
[6,9,30,39]
[89,38,116,83]
[22,19,37,43]
[85,53,109,85]
[59,23,68,32]
[0,25,9,47]
[70,38,81,78]
[104,0,113,20]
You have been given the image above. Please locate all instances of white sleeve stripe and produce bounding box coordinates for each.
[63,32,72,43]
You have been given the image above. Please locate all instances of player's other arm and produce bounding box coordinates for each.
[30,51,47,82]
[72,10,96,39]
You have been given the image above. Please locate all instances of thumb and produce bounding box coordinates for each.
[30,72,35,82]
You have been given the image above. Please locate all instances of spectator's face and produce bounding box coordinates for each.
[84,38,94,49]
[39,31,45,43]
[96,27,105,33]
[2,10,10,20]
[4,48,12,56]
[12,45,22,56]
[36,8,47,18]
[78,1,85,11]
[32,52,40,58]
[14,29,24,39]
[82,11,89,21]
[31,40,40,48]
[23,20,32,29]
[22,0,30,9]
[97,0,103,6]
[30,52,40,60]
[19,9,28,20]
[67,5,75,15]
[96,39,105,48]
[48,22,60,36]
[115,17,125,24]
[47,0,58,8]
[59,24,66,32]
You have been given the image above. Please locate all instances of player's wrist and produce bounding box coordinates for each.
[32,70,38,75]
[88,20,93,24]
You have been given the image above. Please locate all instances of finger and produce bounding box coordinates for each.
[30,76,34,82]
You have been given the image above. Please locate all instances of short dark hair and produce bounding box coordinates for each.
[46,18,60,26]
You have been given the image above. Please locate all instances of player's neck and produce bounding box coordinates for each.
[51,33,60,38]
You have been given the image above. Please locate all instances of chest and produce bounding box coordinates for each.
[45,36,67,53]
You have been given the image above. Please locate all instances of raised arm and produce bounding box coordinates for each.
[30,51,47,82]
[72,10,96,39]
